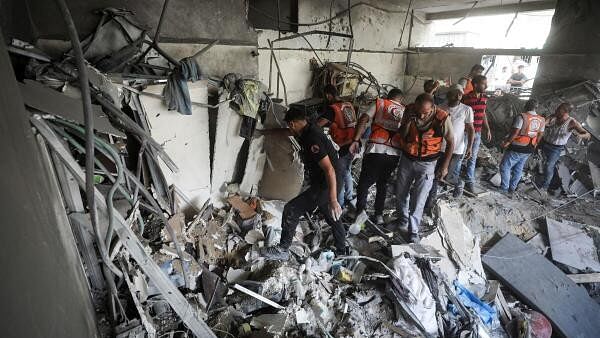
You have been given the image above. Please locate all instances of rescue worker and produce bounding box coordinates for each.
[350,88,405,224]
[257,108,346,260]
[459,64,485,95]
[424,85,474,214]
[318,84,358,208]
[499,99,545,196]
[396,94,454,243]
[540,102,590,191]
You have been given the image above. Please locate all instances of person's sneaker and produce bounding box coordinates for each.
[259,245,290,261]
[464,182,474,194]
[453,184,464,198]
[409,233,420,244]
[374,215,385,225]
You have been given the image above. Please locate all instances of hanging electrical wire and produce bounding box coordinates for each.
[453,1,480,25]
[505,0,524,37]
[397,0,414,47]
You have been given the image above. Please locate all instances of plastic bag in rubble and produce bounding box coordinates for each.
[261,200,285,246]
[392,256,438,335]
[349,210,369,235]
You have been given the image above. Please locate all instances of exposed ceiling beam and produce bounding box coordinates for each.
[424,0,556,21]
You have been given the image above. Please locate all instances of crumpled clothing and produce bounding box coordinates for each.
[223,73,261,119]
[450,280,497,327]
[163,57,202,115]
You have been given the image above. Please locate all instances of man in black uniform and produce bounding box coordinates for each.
[258,108,346,260]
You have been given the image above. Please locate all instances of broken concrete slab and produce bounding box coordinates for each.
[239,135,266,195]
[211,91,246,206]
[546,217,600,272]
[421,202,487,294]
[250,314,288,335]
[482,233,600,338]
[140,81,211,211]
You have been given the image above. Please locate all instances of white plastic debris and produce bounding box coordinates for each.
[392,256,438,335]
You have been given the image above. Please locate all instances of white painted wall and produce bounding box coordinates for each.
[140,81,212,210]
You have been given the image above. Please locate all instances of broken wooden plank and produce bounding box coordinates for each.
[567,273,600,284]
[227,195,258,219]
[482,233,600,338]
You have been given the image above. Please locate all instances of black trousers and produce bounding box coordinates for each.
[280,184,346,251]
[356,153,400,216]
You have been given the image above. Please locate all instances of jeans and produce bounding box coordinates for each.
[280,184,346,251]
[425,154,463,212]
[500,150,531,192]
[337,152,354,207]
[396,155,437,235]
[541,143,563,189]
[356,153,400,216]
[464,132,481,184]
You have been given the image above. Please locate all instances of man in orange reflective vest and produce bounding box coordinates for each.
[318,84,358,209]
[499,99,545,196]
[395,94,454,243]
[349,88,405,225]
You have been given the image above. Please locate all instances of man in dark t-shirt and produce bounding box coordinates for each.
[256,108,346,260]
[508,65,528,93]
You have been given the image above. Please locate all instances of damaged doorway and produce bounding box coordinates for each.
[481,54,541,99]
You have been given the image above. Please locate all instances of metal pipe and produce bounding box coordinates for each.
[191,39,220,59]
[54,0,107,273]
[268,40,288,105]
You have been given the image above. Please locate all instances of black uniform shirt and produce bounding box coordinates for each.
[297,123,340,188]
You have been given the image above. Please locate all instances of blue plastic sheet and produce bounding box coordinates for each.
[449,280,497,327]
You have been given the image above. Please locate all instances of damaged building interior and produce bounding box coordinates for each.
[4,0,600,337]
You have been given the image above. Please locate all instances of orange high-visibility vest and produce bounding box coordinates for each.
[329,102,357,146]
[403,108,449,160]
[369,98,405,149]
[512,112,545,147]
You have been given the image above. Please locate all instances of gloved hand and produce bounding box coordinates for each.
[329,199,342,221]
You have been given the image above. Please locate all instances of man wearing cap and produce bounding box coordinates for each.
[256,108,346,260]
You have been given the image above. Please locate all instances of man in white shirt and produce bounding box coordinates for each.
[425,85,474,212]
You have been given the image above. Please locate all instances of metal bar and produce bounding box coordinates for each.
[271,30,352,44]
[268,40,288,105]
[32,116,216,338]
[191,39,220,59]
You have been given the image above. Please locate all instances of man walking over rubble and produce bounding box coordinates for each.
[540,102,590,191]
[499,99,545,196]
[461,75,492,193]
[350,88,405,225]
[257,108,346,260]
[425,85,474,213]
[395,94,454,243]
[317,84,358,209]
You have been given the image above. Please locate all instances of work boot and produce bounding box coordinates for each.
[453,182,464,198]
[259,245,290,261]
[464,182,474,194]
[409,233,420,244]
